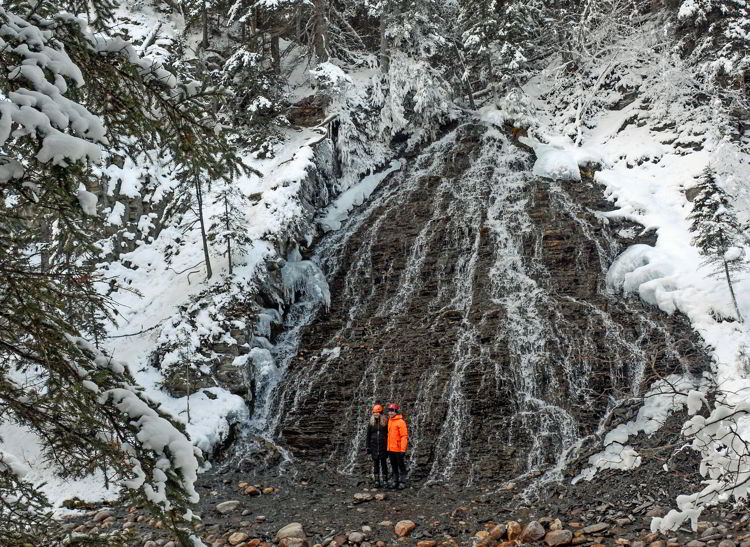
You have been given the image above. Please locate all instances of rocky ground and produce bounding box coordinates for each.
[58,415,750,547]
[56,467,750,547]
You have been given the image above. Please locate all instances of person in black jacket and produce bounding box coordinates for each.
[366,404,389,487]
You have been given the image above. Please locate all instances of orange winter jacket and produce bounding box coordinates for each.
[387,414,408,452]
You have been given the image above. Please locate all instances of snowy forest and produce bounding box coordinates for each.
[1,0,750,545]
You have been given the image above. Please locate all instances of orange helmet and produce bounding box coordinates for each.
[372,404,384,413]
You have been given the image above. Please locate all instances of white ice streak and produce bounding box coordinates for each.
[319,159,404,231]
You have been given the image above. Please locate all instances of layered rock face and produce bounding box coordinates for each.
[266,124,709,483]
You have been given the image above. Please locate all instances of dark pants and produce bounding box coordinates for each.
[372,455,388,480]
[388,451,407,483]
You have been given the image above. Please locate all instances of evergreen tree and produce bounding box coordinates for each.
[0,0,244,542]
[227,0,331,64]
[370,0,459,145]
[218,46,282,153]
[209,180,252,275]
[459,0,546,96]
[688,167,746,322]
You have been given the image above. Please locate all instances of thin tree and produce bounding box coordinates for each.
[194,171,213,280]
[209,180,252,275]
[688,167,746,322]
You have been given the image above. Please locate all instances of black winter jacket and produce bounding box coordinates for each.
[366,415,388,458]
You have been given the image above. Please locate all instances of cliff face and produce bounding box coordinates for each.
[263,124,709,483]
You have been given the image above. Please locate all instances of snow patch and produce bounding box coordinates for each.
[519,135,601,181]
[606,244,679,313]
[77,185,98,216]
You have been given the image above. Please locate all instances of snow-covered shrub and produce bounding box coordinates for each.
[675,0,750,100]
[653,390,750,533]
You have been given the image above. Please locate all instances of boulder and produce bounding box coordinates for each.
[395,520,417,537]
[348,532,366,544]
[245,487,261,496]
[550,520,563,531]
[229,532,250,545]
[353,493,373,503]
[276,523,306,543]
[581,523,609,534]
[93,510,114,523]
[417,541,437,547]
[506,521,522,541]
[521,521,546,543]
[489,524,507,540]
[545,530,574,546]
[216,501,241,514]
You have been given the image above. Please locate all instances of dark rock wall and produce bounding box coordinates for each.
[265,124,709,484]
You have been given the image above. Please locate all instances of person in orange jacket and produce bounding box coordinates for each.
[386,403,408,489]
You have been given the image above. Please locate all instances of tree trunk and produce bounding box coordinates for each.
[271,35,281,73]
[40,219,51,272]
[724,258,743,322]
[201,0,209,48]
[379,12,389,73]
[194,174,213,280]
[252,8,259,52]
[312,0,329,62]
[224,193,233,275]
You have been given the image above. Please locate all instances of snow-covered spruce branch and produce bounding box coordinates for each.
[0,1,247,543]
[0,451,55,545]
[652,389,750,533]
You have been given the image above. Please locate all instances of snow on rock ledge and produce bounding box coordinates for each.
[519,134,602,182]
[606,244,679,314]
